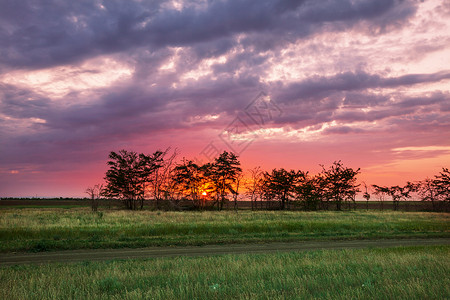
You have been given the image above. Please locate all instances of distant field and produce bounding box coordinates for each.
[0,208,448,253]
[1,205,88,209]
[1,246,448,299]
[0,198,443,211]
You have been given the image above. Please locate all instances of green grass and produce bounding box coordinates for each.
[0,208,448,252]
[1,246,448,299]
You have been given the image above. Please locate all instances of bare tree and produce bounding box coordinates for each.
[85,184,104,212]
[246,166,264,210]
[231,172,244,211]
[149,147,178,209]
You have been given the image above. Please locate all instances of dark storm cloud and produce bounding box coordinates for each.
[0,0,416,71]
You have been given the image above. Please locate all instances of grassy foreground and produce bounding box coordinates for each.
[1,246,448,299]
[0,208,448,253]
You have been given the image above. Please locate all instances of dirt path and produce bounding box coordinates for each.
[1,238,449,266]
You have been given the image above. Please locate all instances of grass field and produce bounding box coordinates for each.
[1,246,448,299]
[0,208,448,252]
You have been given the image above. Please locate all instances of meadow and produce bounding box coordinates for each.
[0,208,448,252]
[1,246,448,299]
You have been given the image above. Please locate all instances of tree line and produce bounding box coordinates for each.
[86,148,450,211]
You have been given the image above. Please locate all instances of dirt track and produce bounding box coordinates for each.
[1,238,449,266]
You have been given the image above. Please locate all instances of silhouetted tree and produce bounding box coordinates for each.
[295,171,323,210]
[417,178,438,210]
[173,159,207,209]
[320,161,360,210]
[85,184,103,212]
[148,148,178,209]
[372,183,415,211]
[231,172,244,211]
[418,168,450,211]
[205,151,242,210]
[360,184,369,210]
[387,186,402,211]
[372,184,388,211]
[263,168,299,210]
[434,168,450,203]
[103,150,163,210]
[246,166,264,210]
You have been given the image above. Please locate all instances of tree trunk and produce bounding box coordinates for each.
[393,200,398,211]
[91,195,97,212]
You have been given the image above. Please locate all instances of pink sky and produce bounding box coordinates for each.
[0,0,449,197]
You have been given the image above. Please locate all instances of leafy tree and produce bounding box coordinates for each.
[262,168,299,210]
[418,168,450,211]
[312,173,330,210]
[387,186,402,211]
[103,150,163,210]
[373,183,415,211]
[434,168,450,203]
[173,159,207,209]
[417,178,438,210]
[320,161,360,210]
[295,171,323,211]
[205,151,242,210]
[372,184,389,211]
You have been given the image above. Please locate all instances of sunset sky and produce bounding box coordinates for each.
[1,0,449,197]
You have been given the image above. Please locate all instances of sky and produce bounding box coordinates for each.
[0,0,449,197]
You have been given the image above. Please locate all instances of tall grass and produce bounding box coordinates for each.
[0,208,448,252]
[1,246,448,299]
